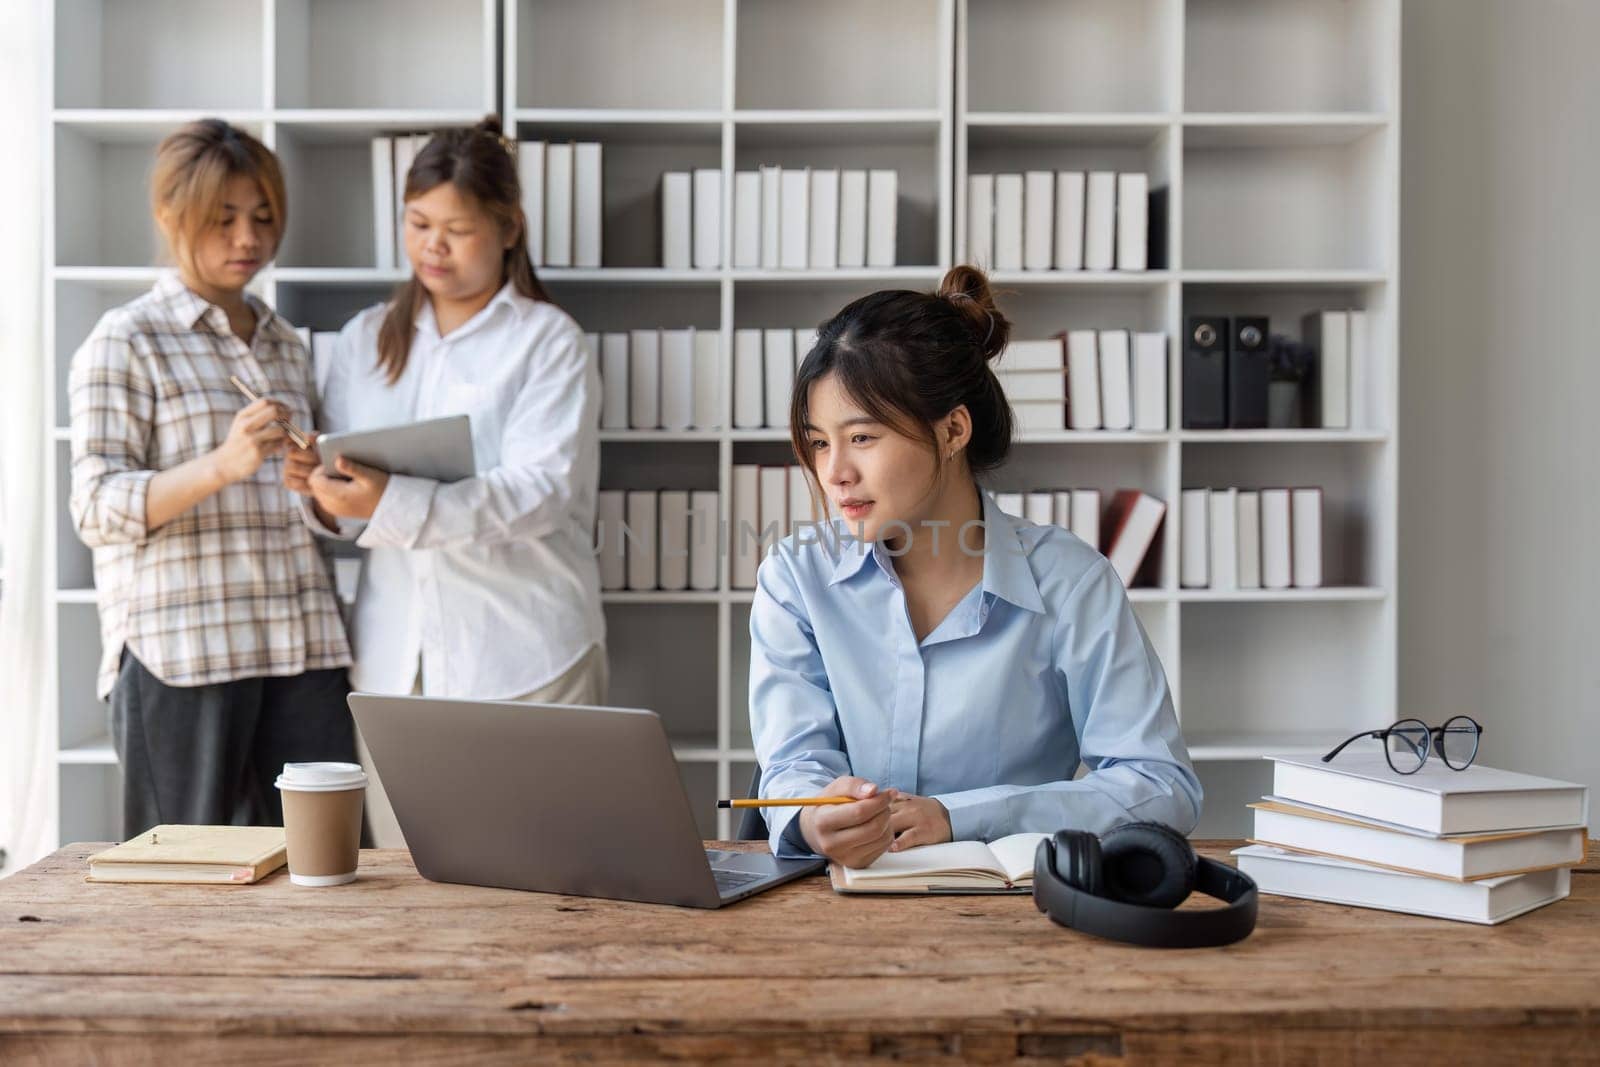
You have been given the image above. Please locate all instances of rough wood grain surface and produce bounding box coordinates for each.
[2,840,1596,1064]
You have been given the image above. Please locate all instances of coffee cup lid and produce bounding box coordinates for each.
[275,762,368,792]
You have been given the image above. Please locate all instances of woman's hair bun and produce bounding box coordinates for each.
[936,264,1010,362]
[473,114,505,139]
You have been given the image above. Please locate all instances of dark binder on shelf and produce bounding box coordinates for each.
[1182,316,1228,429]
[1227,315,1270,428]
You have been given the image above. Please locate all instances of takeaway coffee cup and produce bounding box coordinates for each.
[275,762,367,886]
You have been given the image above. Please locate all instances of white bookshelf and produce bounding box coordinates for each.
[44,0,1397,845]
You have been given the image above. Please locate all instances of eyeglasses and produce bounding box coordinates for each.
[1322,716,1483,775]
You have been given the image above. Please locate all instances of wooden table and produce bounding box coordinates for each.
[2,841,1598,1065]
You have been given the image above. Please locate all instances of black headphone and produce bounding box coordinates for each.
[1033,822,1258,948]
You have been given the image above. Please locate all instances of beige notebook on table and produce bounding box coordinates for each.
[86,825,287,885]
[829,833,1048,894]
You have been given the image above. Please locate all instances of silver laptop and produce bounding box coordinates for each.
[347,694,824,908]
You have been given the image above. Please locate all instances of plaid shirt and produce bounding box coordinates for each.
[69,273,351,699]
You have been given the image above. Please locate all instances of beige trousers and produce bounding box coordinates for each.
[358,644,610,849]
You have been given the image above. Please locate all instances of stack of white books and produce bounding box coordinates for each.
[730,326,820,430]
[729,465,828,589]
[588,329,724,432]
[517,140,604,269]
[1179,486,1321,591]
[967,171,1149,272]
[595,489,720,593]
[992,334,1167,434]
[1235,753,1588,925]
[698,167,897,271]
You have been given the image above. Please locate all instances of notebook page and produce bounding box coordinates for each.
[985,833,1050,884]
[843,840,1005,882]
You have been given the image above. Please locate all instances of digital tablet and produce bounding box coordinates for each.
[316,414,476,482]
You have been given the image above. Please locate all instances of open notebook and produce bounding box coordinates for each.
[830,833,1048,894]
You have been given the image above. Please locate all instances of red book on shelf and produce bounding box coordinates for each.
[1103,489,1166,587]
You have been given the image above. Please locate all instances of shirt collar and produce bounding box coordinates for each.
[414,281,523,341]
[825,490,1047,615]
[152,271,292,345]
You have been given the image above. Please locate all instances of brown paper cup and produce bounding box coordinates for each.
[276,762,368,886]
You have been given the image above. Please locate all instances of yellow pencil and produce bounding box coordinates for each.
[716,796,858,809]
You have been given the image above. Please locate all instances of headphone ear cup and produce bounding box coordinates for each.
[1099,822,1197,910]
[1048,829,1103,897]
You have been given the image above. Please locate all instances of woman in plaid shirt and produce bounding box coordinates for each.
[68,120,356,837]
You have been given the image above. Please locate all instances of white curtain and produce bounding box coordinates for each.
[0,0,57,876]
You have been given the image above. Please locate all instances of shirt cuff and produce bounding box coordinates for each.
[297,493,362,540]
[933,786,1011,843]
[105,470,157,543]
[770,807,818,859]
[357,473,435,549]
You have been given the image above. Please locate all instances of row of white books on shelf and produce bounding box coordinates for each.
[1235,754,1587,925]
[999,333,1167,433]
[665,167,899,271]
[730,465,826,590]
[733,327,816,430]
[588,329,724,432]
[516,141,604,268]
[596,490,720,592]
[1180,486,1321,591]
[994,489,1165,587]
[968,171,1150,272]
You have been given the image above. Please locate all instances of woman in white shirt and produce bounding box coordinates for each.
[283,118,605,844]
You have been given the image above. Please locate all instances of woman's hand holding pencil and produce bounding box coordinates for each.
[735,775,893,869]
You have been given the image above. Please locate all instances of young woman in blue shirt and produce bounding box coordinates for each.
[749,265,1201,868]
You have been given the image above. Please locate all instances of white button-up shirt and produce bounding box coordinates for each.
[313,284,604,699]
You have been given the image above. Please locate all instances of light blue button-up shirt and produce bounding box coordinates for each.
[749,490,1202,858]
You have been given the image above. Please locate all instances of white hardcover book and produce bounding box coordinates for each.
[733,329,765,429]
[545,142,574,268]
[763,328,795,430]
[1260,489,1292,590]
[517,139,545,268]
[1304,310,1350,429]
[392,134,416,255]
[657,490,691,592]
[1084,171,1116,271]
[731,465,761,589]
[597,490,627,590]
[1115,172,1148,271]
[1132,332,1168,432]
[809,169,839,270]
[1004,338,1066,371]
[1025,492,1054,527]
[1291,487,1323,588]
[993,174,1024,272]
[780,169,810,270]
[1236,490,1262,590]
[994,492,1025,518]
[759,165,782,270]
[1265,754,1590,837]
[966,174,994,269]
[310,332,337,399]
[1348,308,1369,429]
[660,171,692,270]
[1011,401,1067,433]
[1232,845,1571,926]
[795,327,819,372]
[1070,489,1101,552]
[866,170,898,268]
[1023,171,1054,271]
[628,328,661,430]
[573,142,603,268]
[1180,488,1210,588]
[1053,491,1072,530]
[600,333,630,430]
[837,170,868,269]
[1097,329,1132,431]
[759,466,788,556]
[733,171,761,269]
[625,490,659,591]
[1063,330,1101,430]
[688,490,719,591]
[995,368,1064,402]
[1208,487,1238,591]
[1054,171,1085,270]
[788,465,817,538]
[659,329,694,432]
[692,168,722,270]
[691,329,722,430]
[370,137,395,270]
[1248,800,1588,883]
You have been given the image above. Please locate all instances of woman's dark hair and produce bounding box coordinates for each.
[376,116,553,383]
[789,264,1015,488]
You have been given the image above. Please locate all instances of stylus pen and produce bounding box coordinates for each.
[716,797,857,809]
[228,375,311,450]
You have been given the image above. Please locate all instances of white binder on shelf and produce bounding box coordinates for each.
[1054,171,1085,271]
[1023,171,1054,271]
[573,142,603,269]
[691,329,722,431]
[733,171,761,269]
[867,170,897,268]
[780,168,810,271]
[759,165,781,270]
[660,171,692,270]
[1084,171,1115,271]
[689,490,719,591]
[545,142,574,268]
[1064,330,1101,430]
[628,328,661,430]
[838,170,868,269]
[1115,172,1147,271]
[967,173,994,269]
[658,490,691,592]
[763,328,795,430]
[693,168,722,271]
[659,329,694,432]
[371,137,395,270]
[733,328,764,430]
[597,490,626,590]
[625,491,659,591]
[1097,329,1132,431]
[599,333,629,431]
[517,139,545,268]
[809,169,839,270]
[993,174,1023,272]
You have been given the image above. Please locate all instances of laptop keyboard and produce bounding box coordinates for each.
[711,868,764,894]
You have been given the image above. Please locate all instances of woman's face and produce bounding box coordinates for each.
[403,181,511,303]
[802,372,945,545]
[183,173,277,295]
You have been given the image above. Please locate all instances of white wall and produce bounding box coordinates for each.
[1400,0,1600,800]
